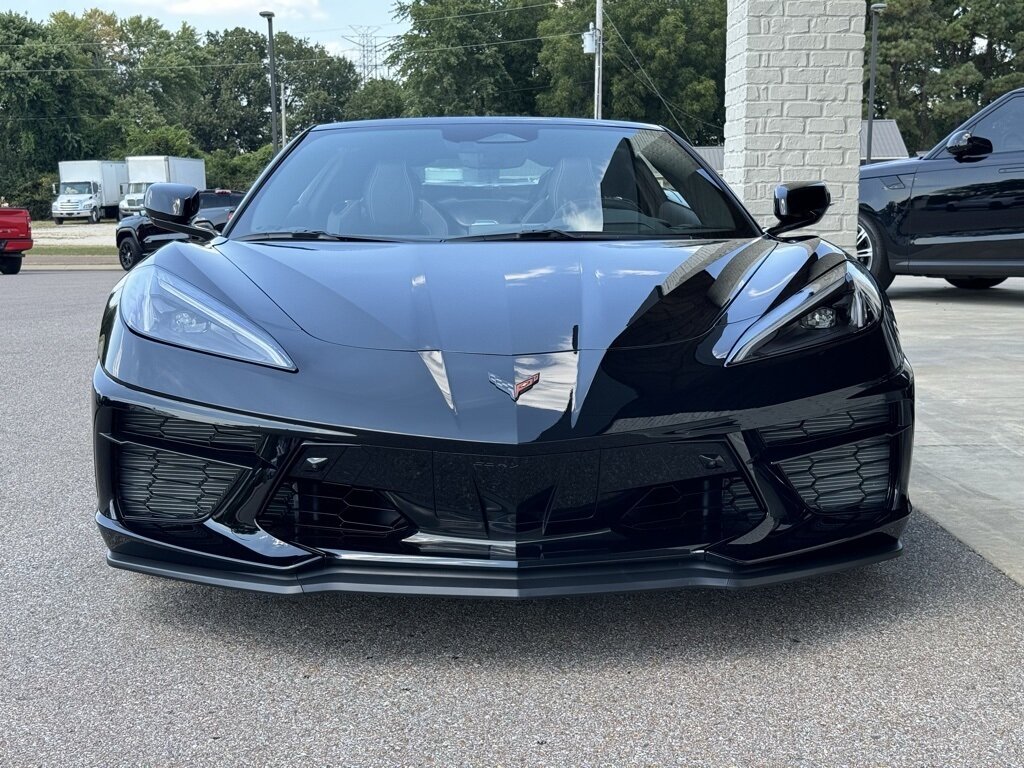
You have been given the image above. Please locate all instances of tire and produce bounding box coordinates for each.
[856,214,894,290]
[89,208,100,224]
[118,236,143,271]
[0,255,22,275]
[53,218,63,226]
[946,277,1007,290]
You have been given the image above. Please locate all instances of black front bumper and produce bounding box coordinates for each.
[93,363,914,598]
[99,513,906,598]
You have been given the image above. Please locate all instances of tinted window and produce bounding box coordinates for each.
[972,97,1024,154]
[198,192,244,209]
[228,123,756,241]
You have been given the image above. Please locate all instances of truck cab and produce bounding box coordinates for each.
[52,180,103,224]
[118,181,153,220]
[0,208,33,274]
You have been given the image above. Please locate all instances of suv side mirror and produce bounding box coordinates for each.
[767,182,831,237]
[144,183,214,241]
[945,130,993,160]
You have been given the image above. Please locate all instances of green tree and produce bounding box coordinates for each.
[276,33,360,132]
[345,79,408,120]
[537,0,726,143]
[390,0,517,115]
[867,0,1024,152]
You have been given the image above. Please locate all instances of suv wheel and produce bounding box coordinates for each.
[856,214,894,290]
[118,236,143,271]
[946,278,1006,290]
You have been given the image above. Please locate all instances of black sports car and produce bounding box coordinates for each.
[93,117,914,598]
[115,189,245,271]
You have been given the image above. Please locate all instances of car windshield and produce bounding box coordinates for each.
[60,182,93,195]
[227,122,757,242]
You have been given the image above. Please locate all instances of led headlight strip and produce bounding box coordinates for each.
[725,261,882,365]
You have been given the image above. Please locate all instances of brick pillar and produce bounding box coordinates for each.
[723,0,865,252]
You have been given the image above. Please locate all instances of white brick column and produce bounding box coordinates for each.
[723,0,865,252]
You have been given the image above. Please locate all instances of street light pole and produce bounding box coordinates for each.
[260,10,279,154]
[593,0,603,119]
[866,3,886,165]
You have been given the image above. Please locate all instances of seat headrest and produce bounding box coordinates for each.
[365,163,415,229]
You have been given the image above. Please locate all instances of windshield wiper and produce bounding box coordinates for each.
[236,230,403,243]
[445,228,590,242]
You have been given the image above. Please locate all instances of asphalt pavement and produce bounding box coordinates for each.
[1,271,1022,766]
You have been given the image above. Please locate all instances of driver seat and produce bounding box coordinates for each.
[329,163,448,237]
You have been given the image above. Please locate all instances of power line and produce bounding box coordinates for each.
[603,16,693,141]
[0,2,561,50]
[0,31,579,76]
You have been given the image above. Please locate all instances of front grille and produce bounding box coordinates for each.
[260,480,413,551]
[778,436,891,513]
[760,403,891,445]
[612,474,763,541]
[116,409,263,452]
[116,444,241,521]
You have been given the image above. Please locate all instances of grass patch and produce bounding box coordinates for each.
[29,245,117,257]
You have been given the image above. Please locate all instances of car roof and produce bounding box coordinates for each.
[311,116,667,133]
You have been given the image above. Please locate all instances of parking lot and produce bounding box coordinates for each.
[1,271,1022,765]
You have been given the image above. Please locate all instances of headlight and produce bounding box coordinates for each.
[120,265,296,371]
[725,261,882,365]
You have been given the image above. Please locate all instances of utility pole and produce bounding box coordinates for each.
[593,0,603,119]
[260,10,279,154]
[280,82,287,146]
[866,3,886,165]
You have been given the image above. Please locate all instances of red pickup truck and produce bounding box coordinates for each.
[0,208,33,275]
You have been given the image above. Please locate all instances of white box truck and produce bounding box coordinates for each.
[119,156,207,219]
[51,160,128,224]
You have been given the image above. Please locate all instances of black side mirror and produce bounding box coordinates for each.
[945,130,993,160]
[767,182,831,237]
[144,183,213,241]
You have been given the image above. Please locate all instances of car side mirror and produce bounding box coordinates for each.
[144,183,214,241]
[945,130,993,160]
[767,182,831,237]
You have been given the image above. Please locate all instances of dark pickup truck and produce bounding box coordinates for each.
[115,189,244,270]
[0,208,33,275]
[859,87,1024,290]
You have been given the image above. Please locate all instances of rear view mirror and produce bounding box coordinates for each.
[767,182,831,237]
[945,130,993,160]
[144,183,214,241]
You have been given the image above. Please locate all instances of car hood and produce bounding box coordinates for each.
[216,237,777,356]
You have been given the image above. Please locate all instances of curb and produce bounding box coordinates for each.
[23,264,123,271]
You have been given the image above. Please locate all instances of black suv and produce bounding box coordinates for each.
[858,87,1024,289]
[115,189,245,270]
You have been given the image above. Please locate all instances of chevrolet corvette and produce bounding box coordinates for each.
[93,117,914,597]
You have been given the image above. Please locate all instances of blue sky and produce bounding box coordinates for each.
[6,0,409,63]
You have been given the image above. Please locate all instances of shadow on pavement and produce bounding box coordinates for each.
[887,280,1023,307]
[130,514,1010,669]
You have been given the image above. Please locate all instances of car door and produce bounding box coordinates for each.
[907,95,1024,276]
[137,215,186,255]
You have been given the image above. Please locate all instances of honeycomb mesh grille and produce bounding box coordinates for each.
[779,436,891,513]
[611,473,764,541]
[260,481,413,551]
[116,408,263,452]
[760,403,891,445]
[117,444,241,521]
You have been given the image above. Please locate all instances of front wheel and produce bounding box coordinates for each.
[946,277,1006,290]
[89,208,100,224]
[856,214,894,290]
[53,218,63,226]
[118,236,142,271]
[0,255,23,275]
